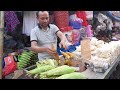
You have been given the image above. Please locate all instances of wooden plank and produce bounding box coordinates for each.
[0,11,4,28]
[0,11,4,79]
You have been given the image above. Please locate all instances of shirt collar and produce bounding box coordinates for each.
[38,23,50,29]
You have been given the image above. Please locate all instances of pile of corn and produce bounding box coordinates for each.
[61,52,79,66]
[26,59,86,79]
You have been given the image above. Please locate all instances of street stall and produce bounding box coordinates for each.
[91,11,120,79]
[3,11,120,79]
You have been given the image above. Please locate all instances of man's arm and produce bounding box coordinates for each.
[31,41,47,53]
[56,31,68,49]
[31,41,56,55]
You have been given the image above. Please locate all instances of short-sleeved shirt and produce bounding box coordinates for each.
[30,24,59,60]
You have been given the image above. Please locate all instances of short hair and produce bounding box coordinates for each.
[36,11,49,17]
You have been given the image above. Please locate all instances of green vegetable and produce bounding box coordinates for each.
[27,65,55,75]
[37,59,58,67]
[36,62,45,68]
[53,60,58,66]
[56,72,87,79]
[17,51,37,69]
[41,75,60,79]
[46,59,55,66]
[40,65,76,78]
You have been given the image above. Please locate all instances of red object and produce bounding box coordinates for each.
[76,11,88,27]
[60,26,73,32]
[2,55,17,78]
[54,11,69,29]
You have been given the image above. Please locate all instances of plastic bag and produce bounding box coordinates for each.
[69,18,83,29]
[72,29,81,45]
[80,27,87,40]
[86,25,93,39]
[2,55,17,78]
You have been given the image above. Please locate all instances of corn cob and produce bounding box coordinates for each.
[36,62,44,68]
[51,44,60,64]
[61,52,70,60]
[47,59,55,66]
[27,65,55,75]
[65,52,79,60]
[34,74,40,79]
[65,52,74,58]
[37,59,58,67]
[41,75,60,79]
[53,60,58,66]
[56,72,87,79]
[40,65,76,78]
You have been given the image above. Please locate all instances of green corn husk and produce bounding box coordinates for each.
[46,59,55,66]
[40,65,76,78]
[53,60,58,66]
[56,72,87,79]
[36,62,45,68]
[37,59,58,67]
[27,65,55,75]
[40,75,60,79]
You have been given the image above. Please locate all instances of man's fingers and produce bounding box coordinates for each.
[64,45,68,50]
[60,42,68,50]
[47,48,56,56]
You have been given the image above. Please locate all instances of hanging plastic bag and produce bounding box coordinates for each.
[86,25,93,39]
[80,27,87,40]
[72,29,81,45]
[76,11,88,27]
[69,18,83,29]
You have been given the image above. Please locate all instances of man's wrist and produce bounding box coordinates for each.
[43,47,48,52]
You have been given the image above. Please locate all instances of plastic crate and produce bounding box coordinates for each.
[57,45,76,55]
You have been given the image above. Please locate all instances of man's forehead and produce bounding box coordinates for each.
[39,11,49,15]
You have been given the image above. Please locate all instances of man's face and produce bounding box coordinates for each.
[37,11,49,27]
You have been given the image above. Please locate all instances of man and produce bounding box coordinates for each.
[30,11,67,60]
[103,19,113,40]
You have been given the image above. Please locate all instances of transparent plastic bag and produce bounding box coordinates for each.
[72,29,81,45]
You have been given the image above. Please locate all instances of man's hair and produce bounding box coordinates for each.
[36,11,49,17]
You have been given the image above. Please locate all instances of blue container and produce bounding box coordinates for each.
[57,47,67,55]
[57,45,76,55]
[67,45,76,52]
[74,42,80,46]
[57,47,62,55]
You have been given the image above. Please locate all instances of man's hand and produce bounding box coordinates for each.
[45,48,57,56]
[56,31,68,50]
[59,41,68,50]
